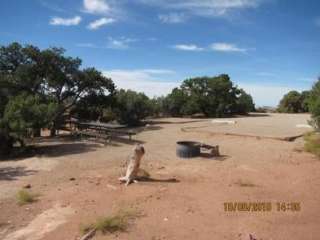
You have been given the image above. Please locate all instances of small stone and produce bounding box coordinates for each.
[23,184,32,189]
[163,217,168,221]
[69,178,76,181]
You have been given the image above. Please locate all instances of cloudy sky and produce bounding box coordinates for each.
[1,0,320,106]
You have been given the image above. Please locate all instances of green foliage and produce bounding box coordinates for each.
[304,132,320,157]
[301,91,311,112]
[148,97,166,117]
[309,79,320,129]
[163,75,252,117]
[4,93,57,138]
[235,89,255,114]
[278,90,310,113]
[72,93,114,122]
[0,42,115,137]
[0,128,15,156]
[81,208,140,235]
[164,88,189,116]
[115,89,153,126]
[16,190,38,205]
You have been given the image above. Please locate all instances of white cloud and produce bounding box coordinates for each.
[159,13,187,23]
[76,43,99,48]
[138,0,262,17]
[210,42,247,53]
[83,0,110,14]
[103,69,179,97]
[49,16,82,26]
[172,43,249,53]
[87,17,116,30]
[173,44,204,51]
[106,37,137,49]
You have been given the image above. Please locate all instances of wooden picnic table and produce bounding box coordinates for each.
[78,121,127,129]
[74,121,136,141]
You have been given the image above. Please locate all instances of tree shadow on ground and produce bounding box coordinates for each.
[0,142,101,161]
[50,132,146,146]
[146,119,206,125]
[132,125,163,134]
[109,137,145,146]
[232,113,270,118]
[0,166,37,181]
[27,134,78,144]
[35,143,101,158]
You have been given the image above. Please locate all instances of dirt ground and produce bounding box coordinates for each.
[1,113,320,240]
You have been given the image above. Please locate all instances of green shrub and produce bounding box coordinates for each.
[309,80,320,130]
[277,90,310,113]
[115,90,153,126]
[81,208,140,235]
[16,190,38,205]
[162,75,254,117]
[304,132,320,158]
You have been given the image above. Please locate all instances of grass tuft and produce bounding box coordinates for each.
[304,132,320,158]
[16,190,38,205]
[81,208,141,235]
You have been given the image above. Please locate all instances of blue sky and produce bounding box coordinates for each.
[1,0,320,106]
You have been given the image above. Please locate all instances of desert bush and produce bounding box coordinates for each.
[163,88,189,116]
[4,93,57,138]
[163,75,254,117]
[16,190,38,205]
[235,89,255,114]
[304,132,320,157]
[278,90,310,113]
[308,79,320,130]
[72,93,115,122]
[114,90,153,126]
[81,208,140,235]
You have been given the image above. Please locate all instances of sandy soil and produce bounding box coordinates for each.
[0,113,320,240]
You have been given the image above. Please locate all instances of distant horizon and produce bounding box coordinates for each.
[1,0,319,106]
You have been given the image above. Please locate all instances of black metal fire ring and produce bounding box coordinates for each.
[176,141,201,158]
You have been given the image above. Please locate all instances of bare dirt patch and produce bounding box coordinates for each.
[1,113,320,240]
[3,204,74,240]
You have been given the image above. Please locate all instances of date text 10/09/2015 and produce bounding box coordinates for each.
[224,202,301,212]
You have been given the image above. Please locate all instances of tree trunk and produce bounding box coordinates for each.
[33,128,41,137]
[0,134,14,157]
[50,128,56,137]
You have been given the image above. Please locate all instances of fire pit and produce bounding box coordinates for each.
[176,141,201,158]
